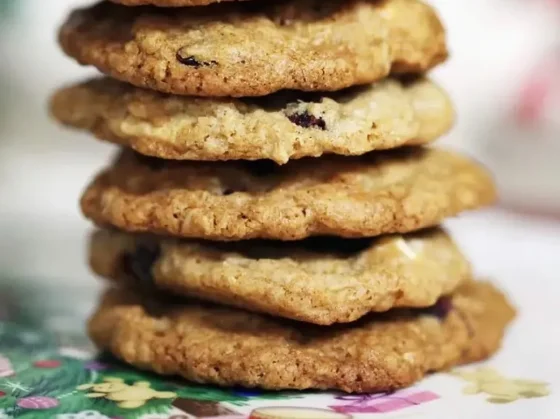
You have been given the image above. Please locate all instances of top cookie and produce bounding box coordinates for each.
[59,0,447,97]
[110,0,252,6]
[81,147,497,241]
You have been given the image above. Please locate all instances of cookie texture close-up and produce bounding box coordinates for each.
[90,228,471,325]
[88,281,515,392]
[50,77,453,164]
[59,0,447,97]
[81,148,497,241]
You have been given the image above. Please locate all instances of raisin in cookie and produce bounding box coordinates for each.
[90,227,470,325]
[51,77,453,164]
[88,281,515,392]
[81,148,497,241]
[59,0,447,97]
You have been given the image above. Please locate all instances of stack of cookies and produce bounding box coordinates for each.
[51,0,515,393]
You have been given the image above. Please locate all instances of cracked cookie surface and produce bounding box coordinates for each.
[51,77,453,164]
[81,148,497,241]
[59,0,447,97]
[88,281,515,392]
[90,227,470,325]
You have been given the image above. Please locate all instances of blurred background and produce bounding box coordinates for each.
[0,0,559,333]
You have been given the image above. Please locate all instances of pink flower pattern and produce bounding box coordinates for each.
[329,390,439,414]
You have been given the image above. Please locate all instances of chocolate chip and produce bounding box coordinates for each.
[122,241,161,286]
[287,111,327,130]
[176,52,218,68]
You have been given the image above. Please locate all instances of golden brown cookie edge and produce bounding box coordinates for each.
[87,280,515,393]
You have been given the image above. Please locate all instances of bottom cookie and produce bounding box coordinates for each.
[88,281,515,393]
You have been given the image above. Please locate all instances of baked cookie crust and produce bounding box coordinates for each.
[81,148,497,241]
[90,227,470,324]
[88,281,515,392]
[51,77,453,164]
[59,0,447,97]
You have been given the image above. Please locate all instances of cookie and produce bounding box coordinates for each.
[81,148,497,241]
[88,281,515,392]
[90,227,471,325]
[110,0,251,6]
[59,0,447,97]
[50,77,453,164]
